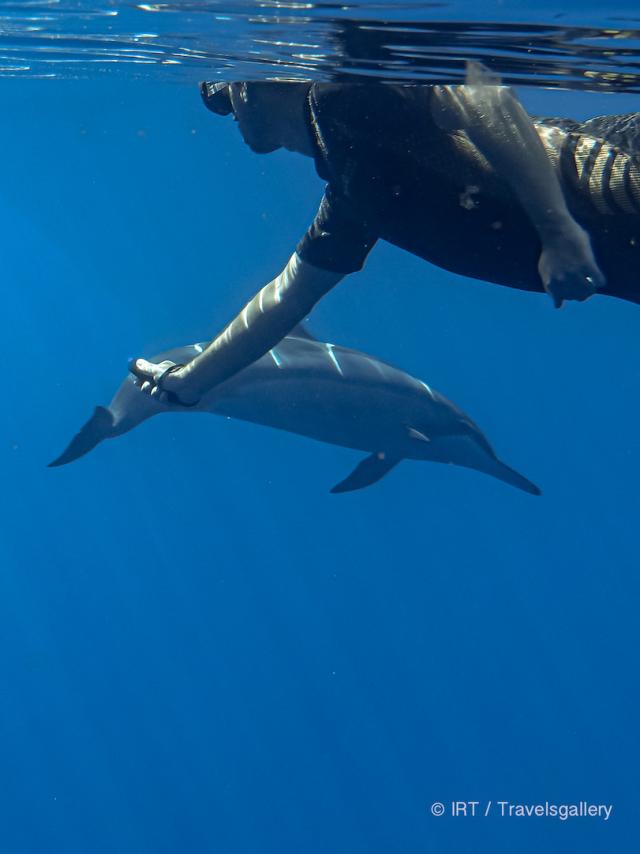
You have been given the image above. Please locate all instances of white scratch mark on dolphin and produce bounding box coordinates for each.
[242,305,250,329]
[194,343,204,354]
[325,343,343,376]
[419,380,434,397]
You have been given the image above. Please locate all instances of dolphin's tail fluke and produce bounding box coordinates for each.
[48,406,115,468]
[490,458,542,496]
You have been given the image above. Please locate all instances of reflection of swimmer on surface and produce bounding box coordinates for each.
[133,67,638,406]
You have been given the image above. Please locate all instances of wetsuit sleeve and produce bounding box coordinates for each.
[296,187,377,274]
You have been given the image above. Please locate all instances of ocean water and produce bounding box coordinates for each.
[1,2,639,852]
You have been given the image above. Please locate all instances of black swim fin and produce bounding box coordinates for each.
[331,453,401,494]
[48,406,115,468]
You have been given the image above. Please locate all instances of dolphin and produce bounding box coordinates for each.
[49,326,540,496]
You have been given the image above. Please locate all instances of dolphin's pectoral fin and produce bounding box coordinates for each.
[330,453,401,494]
[48,406,115,468]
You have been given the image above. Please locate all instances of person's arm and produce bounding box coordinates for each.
[132,187,377,403]
[132,253,344,404]
[431,62,606,307]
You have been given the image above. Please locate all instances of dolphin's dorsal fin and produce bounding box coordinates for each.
[290,323,318,341]
[407,427,431,442]
[330,452,401,494]
[48,406,114,468]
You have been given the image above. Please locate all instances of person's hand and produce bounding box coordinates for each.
[129,359,200,406]
[538,225,606,308]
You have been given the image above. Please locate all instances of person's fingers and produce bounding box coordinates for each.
[130,359,180,407]
[130,358,175,382]
[129,358,155,380]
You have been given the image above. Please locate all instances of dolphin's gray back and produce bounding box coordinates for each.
[146,337,445,411]
[197,335,469,454]
[212,337,427,396]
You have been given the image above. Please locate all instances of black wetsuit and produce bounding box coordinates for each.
[296,84,640,304]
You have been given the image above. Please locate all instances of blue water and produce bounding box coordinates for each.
[1,5,639,853]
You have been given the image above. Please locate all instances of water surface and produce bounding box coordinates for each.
[2,0,640,89]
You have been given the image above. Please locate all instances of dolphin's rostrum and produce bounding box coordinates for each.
[50,326,540,496]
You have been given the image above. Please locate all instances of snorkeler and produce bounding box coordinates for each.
[132,69,639,406]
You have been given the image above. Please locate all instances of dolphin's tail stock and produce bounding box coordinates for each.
[48,406,115,468]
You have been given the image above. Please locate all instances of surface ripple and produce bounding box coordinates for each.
[1,0,640,90]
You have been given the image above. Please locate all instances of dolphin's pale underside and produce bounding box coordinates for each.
[50,326,540,496]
